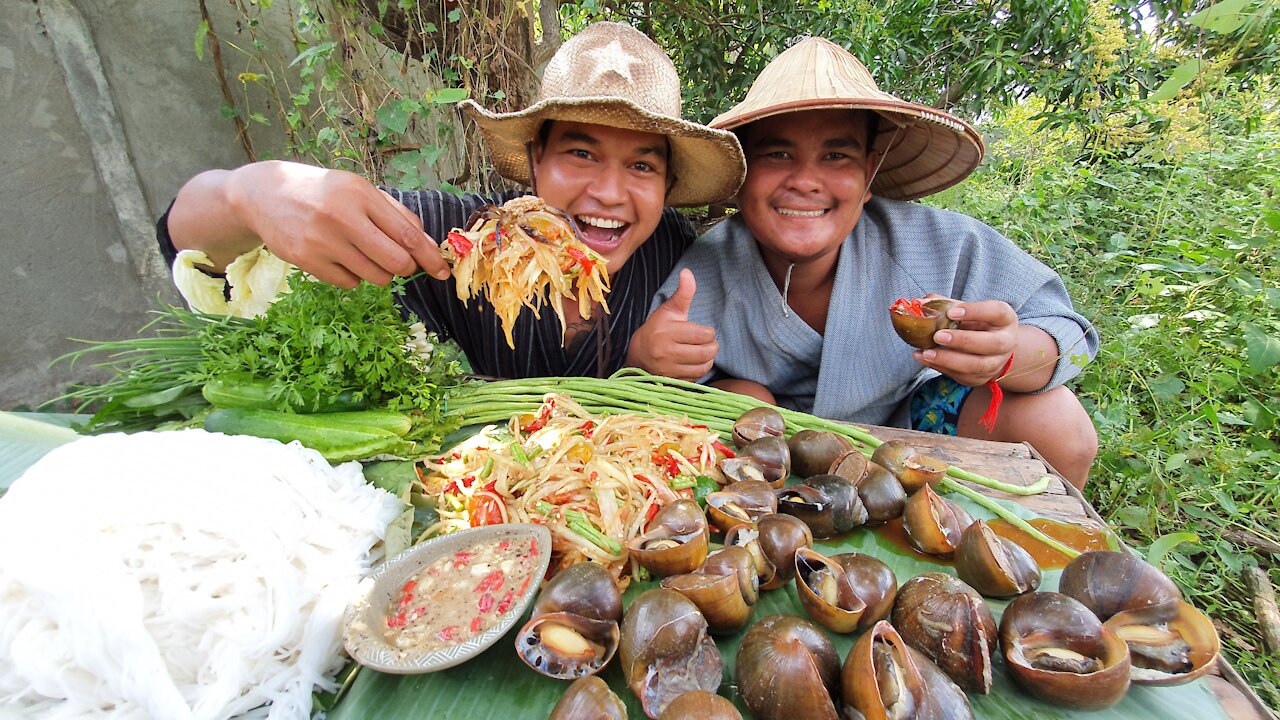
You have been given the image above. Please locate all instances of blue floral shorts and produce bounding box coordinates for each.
[909,376,973,436]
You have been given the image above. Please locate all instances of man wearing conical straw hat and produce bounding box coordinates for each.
[158,22,744,378]
[634,37,1099,488]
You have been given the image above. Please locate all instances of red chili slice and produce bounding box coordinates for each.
[446,232,473,256]
[475,569,505,594]
[478,592,495,613]
[496,590,516,615]
[470,616,484,633]
[890,297,927,316]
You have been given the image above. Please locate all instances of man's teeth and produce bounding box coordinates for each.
[777,208,826,217]
[578,216,626,230]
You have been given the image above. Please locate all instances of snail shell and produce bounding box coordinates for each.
[892,573,997,694]
[737,614,841,720]
[841,620,973,720]
[724,513,813,590]
[794,548,896,633]
[999,591,1131,709]
[900,484,974,558]
[776,474,868,538]
[1058,550,1182,620]
[705,480,778,533]
[660,547,759,634]
[889,297,959,349]
[954,519,1041,598]
[722,436,791,489]
[871,440,949,494]
[659,690,743,720]
[620,588,722,719]
[627,499,709,577]
[856,462,907,526]
[549,676,627,720]
[788,430,854,479]
[732,406,786,447]
[1105,600,1221,686]
[516,562,622,680]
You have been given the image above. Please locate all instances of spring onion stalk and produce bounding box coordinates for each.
[941,478,1080,559]
[446,369,1070,555]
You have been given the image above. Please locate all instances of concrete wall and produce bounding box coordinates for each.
[0,1,278,408]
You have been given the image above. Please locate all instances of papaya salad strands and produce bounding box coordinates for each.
[440,196,610,349]
[445,369,1073,558]
[420,394,727,586]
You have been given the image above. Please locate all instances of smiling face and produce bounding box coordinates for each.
[736,109,879,275]
[531,121,670,273]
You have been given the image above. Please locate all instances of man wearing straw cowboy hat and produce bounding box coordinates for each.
[633,37,1100,488]
[157,22,744,378]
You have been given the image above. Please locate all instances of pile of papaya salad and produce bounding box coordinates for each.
[439,196,610,348]
[418,394,731,586]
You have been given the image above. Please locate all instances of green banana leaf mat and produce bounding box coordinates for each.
[0,413,1230,720]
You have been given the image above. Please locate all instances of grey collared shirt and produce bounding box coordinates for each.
[652,197,1097,426]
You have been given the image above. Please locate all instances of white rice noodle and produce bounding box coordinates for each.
[0,429,402,719]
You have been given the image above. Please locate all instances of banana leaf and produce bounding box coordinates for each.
[0,414,1232,719]
[328,492,1230,720]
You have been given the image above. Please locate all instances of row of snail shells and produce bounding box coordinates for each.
[515,562,623,680]
[620,588,723,718]
[996,551,1222,710]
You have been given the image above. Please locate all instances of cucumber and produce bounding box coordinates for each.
[203,407,404,462]
[201,374,368,413]
[312,409,415,437]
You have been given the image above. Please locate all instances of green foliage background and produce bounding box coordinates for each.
[199,0,1280,709]
[930,105,1280,708]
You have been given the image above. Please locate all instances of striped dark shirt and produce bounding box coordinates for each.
[157,190,695,379]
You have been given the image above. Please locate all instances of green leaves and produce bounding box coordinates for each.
[1149,59,1201,103]
[1244,324,1280,372]
[1186,0,1256,34]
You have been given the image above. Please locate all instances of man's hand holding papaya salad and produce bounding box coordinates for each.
[440,196,610,348]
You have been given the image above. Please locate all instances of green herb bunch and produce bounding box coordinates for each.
[55,274,466,441]
[202,274,460,414]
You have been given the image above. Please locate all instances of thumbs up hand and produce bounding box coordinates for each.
[626,269,720,381]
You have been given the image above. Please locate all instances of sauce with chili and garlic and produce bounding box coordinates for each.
[384,536,539,653]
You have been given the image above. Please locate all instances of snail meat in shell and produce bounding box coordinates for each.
[515,562,622,679]
[999,591,1131,709]
[620,589,722,719]
[1104,600,1222,686]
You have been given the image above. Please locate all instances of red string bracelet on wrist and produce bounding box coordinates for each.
[979,353,1016,433]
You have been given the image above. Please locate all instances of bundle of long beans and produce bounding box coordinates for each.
[446,368,1079,558]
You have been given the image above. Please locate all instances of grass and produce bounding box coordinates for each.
[931,119,1280,709]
